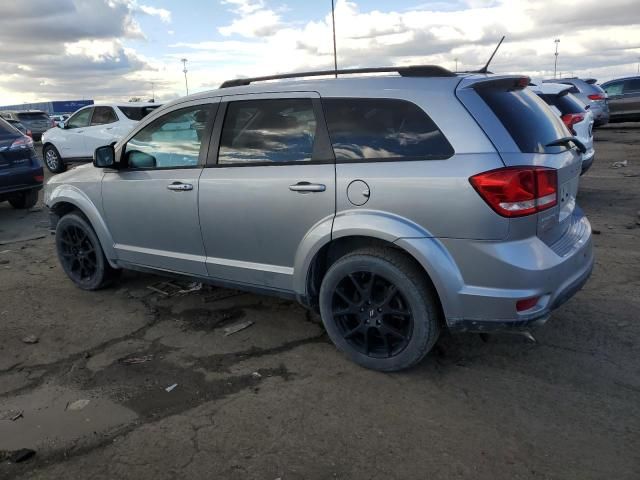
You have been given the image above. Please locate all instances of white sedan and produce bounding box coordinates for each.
[42,103,161,173]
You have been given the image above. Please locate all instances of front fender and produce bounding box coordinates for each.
[47,184,118,266]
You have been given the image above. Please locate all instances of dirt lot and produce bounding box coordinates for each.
[1,127,639,480]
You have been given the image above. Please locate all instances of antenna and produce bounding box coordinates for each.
[476,35,505,74]
[331,0,338,78]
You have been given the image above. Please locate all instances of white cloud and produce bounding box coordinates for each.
[138,4,172,23]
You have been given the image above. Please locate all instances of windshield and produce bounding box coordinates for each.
[477,87,570,154]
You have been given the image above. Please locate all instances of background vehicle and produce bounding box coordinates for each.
[46,67,593,371]
[530,81,595,174]
[5,119,32,138]
[0,117,43,209]
[41,103,161,173]
[0,110,52,141]
[600,76,640,123]
[544,78,609,126]
[50,114,69,127]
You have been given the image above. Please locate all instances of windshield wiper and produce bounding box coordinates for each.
[546,136,587,154]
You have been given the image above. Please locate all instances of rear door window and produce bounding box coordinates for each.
[604,82,624,96]
[477,88,569,154]
[322,98,453,161]
[218,98,317,165]
[91,107,118,126]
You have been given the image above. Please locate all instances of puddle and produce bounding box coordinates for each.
[0,384,137,452]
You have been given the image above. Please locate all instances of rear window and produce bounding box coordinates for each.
[119,106,160,121]
[0,118,18,139]
[477,87,569,154]
[540,92,585,115]
[322,98,454,161]
[16,112,48,121]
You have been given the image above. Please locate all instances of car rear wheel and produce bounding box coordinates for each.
[319,247,441,372]
[55,213,119,290]
[44,145,66,174]
[8,189,38,209]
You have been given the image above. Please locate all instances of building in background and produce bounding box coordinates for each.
[0,100,94,115]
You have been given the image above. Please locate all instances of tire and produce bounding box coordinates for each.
[55,212,119,290]
[8,189,38,209]
[43,145,66,174]
[319,247,441,372]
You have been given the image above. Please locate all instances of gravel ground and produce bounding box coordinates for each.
[0,125,639,479]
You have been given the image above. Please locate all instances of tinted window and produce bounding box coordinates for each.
[219,99,316,165]
[67,108,93,129]
[16,112,48,121]
[603,82,624,96]
[119,106,160,121]
[0,118,19,140]
[478,87,569,154]
[91,107,118,126]
[124,105,211,169]
[322,98,453,161]
[624,79,640,93]
[540,92,585,115]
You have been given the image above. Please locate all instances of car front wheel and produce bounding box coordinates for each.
[43,145,66,174]
[319,247,441,372]
[55,213,119,290]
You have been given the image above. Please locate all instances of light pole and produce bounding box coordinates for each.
[553,39,560,79]
[454,57,459,72]
[637,57,639,74]
[331,0,338,77]
[151,82,155,102]
[181,58,189,96]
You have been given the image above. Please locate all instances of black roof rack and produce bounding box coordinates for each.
[219,65,456,88]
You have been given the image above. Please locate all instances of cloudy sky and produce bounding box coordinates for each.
[1,0,639,105]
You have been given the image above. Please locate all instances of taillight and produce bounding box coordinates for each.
[10,136,34,150]
[26,129,32,139]
[561,113,585,135]
[588,93,605,101]
[516,297,540,312]
[33,174,44,182]
[469,167,558,218]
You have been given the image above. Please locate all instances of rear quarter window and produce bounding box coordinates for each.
[477,87,569,154]
[119,106,160,121]
[322,98,454,161]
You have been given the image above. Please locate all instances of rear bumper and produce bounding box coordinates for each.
[0,165,44,197]
[406,209,594,333]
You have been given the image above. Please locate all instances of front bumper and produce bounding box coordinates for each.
[425,210,594,333]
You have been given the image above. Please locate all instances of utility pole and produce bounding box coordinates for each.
[637,57,639,74]
[553,39,560,79]
[454,58,459,72]
[331,0,338,78]
[181,58,189,96]
[151,82,155,102]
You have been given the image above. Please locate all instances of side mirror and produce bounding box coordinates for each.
[94,145,116,168]
[58,121,65,129]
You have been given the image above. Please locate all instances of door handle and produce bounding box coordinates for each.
[167,182,193,191]
[289,182,326,193]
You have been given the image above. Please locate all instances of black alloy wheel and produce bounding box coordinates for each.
[58,224,99,283]
[332,271,413,358]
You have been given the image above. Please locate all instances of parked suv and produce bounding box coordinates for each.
[45,67,594,371]
[0,110,52,141]
[42,103,161,174]
[0,117,43,209]
[600,76,640,123]
[544,78,609,126]
[530,82,595,174]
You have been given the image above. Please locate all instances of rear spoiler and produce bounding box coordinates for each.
[584,78,598,85]
[457,75,530,92]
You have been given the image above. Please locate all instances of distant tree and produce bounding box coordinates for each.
[128,97,143,102]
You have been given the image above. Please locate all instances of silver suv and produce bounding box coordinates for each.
[45,66,594,371]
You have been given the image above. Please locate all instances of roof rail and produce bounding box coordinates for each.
[219,65,456,88]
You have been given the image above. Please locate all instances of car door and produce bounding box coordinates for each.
[83,106,119,155]
[61,107,93,158]
[101,99,218,276]
[622,79,640,117]
[198,92,335,292]
[603,81,625,117]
